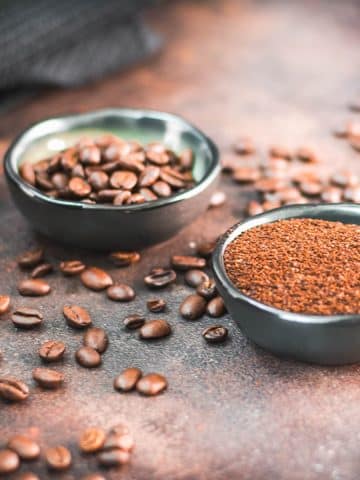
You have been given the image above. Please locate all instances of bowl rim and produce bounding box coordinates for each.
[212,203,360,324]
[4,108,220,212]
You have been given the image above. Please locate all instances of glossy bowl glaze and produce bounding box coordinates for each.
[212,203,360,365]
[4,109,220,250]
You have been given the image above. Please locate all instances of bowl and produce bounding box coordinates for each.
[4,108,220,250]
[212,203,360,365]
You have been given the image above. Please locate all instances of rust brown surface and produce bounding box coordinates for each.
[1,1,360,479]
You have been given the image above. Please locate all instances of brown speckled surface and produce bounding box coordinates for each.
[1,1,360,478]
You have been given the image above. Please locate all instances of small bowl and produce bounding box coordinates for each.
[5,108,220,250]
[212,203,360,365]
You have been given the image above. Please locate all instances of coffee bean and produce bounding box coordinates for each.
[232,167,261,183]
[32,367,64,389]
[147,298,166,313]
[296,147,319,163]
[266,157,288,170]
[80,145,101,165]
[109,424,130,436]
[0,295,10,314]
[45,446,72,471]
[246,200,264,216]
[232,136,255,155]
[179,148,193,169]
[12,307,43,329]
[344,185,360,202]
[7,435,40,460]
[59,259,86,275]
[171,255,206,270]
[139,319,171,339]
[110,171,138,190]
[321,186,343,203]
[63,305,92,329]
[136,373,167,396]
[17,248,44,268]
[209,191,226,208]
[139,187,158,201]
[196,279,217,299]
[79,428,106,453]
[202,325,228,343]
[97,189,123,202]
[144,268,176,288]
[0,449,20,474]
[18,278,51,296]
[350,136,360,152]
[123,314,146,330]
[152,180,171,197]
[299,181,322,197]
[330,170,358,187]
[76,346,102,368]
[139,165,160,187]
[185,269,209,288]
[262,199,281,211]
[31,262,53,278]
[113,190,132,205]
[103,432,134,451]
[39,340,66,362]
[109,251,140,267]
[277,187,302,203]
[19,162,36,186]
[206,296,226,317]
[83,327,108,353]
[88,171,109,191]
[18,473,40,480]
[180,294,207,320]
[197,240,216,258]
[0,377,29,402]
[107,284,135,302]
[98,448,130,467]
[51,172,69,189]
[254,178,287,192]
[81,267,113,291]
[81,474,106,480]
[268,145,292,160]
[114,367,142,392]
[68,177,92,198]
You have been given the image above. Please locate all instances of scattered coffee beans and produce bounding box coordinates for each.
[109,251,140,267]
[139,319,171,339]
[147,298,166,313]
[107,283,135,302]
[79,428,106,453]
[30,262,53,278]
[18,278,51,296]
[0,449,20,474]
[7,435,41,460]
[59,260,86,275]
[171,255,206,270]
[12,307,43,329]
[0,377,29,402]
[39,340,66,362]
[144,268,176,288]
[180,294,207,320]
[202,325,228,343]
[81,267,113,291]
[123,314,146,329]
[114,367,142,392]
[0,295,10,314]
[136,373,167,396]
[45,445,72,471]
[63,305,92,329]
[83,327,109,353]
[76,346,102,368]
[32,367,64,389]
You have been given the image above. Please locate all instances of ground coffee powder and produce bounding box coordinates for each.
[224,218,360,315]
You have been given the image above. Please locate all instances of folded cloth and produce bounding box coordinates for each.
[0,0,161,89]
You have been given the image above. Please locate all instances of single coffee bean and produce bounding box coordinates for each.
[0,449,20,474]
[18,278,51,296]
[59,260,86,275]
[296,146,320,163]
[80,145,101,165]
[81,474,106,480]
[344,185,360,203]
[7,435,41,460]
[79,428,106,453]
[254,177,287,192]
[206,296,226,317]
[0,295,10,314]
[45,446,72,471]
[81,267,113,291]
[123,314,146,330]
[185,269,209,288]
[39,340,66,362]
[349,136,360,153]
[140,187,158,201]
[152,180,172,197]
[196,279,217,300]
[114,367,142,392]
[299,181,322,196]
[171,255,206,270]
[108,424,130,436]
[31,262,53,278]
[321,186,343,203]
[103,432,134,452]
[209,191,226,208]
[19,162,36,185]
[197,240,216,258]
[136,373,167,396]
[83,327,108,353]
[232,167,261,183]
[246,200,264,216]
[12,307,43,329]
[51,172,69,189]
[109,251,141,267]
[17,248,44,268]
[63,305,92,329]
[147,298,166,313]
[32,367,64,389]
[18,473,40,480]
[98,448,130,467]
[107,283,135,302]
[0,377,29,402]
[110,170,138,190]
[180,294,207,320]
[76,346,102,368]
[139,319,171,339]
[88,171,109,191]
[144,268,177,288]
[68,177,92,198]
[232,136,255,155]
[330,170,358,187]
[139,165,160,187]
[268,145,292,159]
[112,190,132,205]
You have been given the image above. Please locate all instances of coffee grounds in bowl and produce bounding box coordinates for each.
[223,218,360,315]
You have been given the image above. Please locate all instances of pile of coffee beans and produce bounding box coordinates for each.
[19,134,195,205]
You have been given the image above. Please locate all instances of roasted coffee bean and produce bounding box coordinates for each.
[72,163,86,178]
[7,435,40,460]
[171,255,206,270]
[350,136,360,152]
[36,173,54,190]
[202,325,228,343]
[17,248,44,268]
[254,177,287,192]
[0,377,29,402]
[344,185,360,203]
[266,157,289,170]
[180,294,207,320]
[108,424,130,436]
[83,327,108,353]
[123,314,146,330]
[0,295,10,314]
[76,346,102,368]
[139,319,171,339]
[60,259,86,275]
[113,190,132,205]
[246,200,264,216]
[185,269,209,288]
[197,240,216,258]
[61,149,78,171]
[81,474,106,480]
[232,167,261,183]
[144,268,176,288]
[98,448,130,467]
[39,340,66,362]
[109,251,140,267]
[12,307,43,329]
[51,172,69,189]
[33,158,51,174]
[18,473,40,480]
[68,177,92,198]
[209,191,226,208]
[103,432,134,452]
[268,145,292,159]
[160,167,186,188]
[79,145,101,165]
[81,267,113,291]
[88,171,109,191]
[196,279,217,300]
[63,305,92,329]
[299,181,322,196]
[0,449,20,474]
[321,186,343,203]
[296,147,319,163]
[97,189,123,202]
[179,148,193,169]
[262,199,281,211]
[277,187,302,203]
[110,171,138,190]
[152,180,172,197]
[107,283,135,302]
[136,373,167,396]
[18,278,51,296]
[19,162,36,185]
[79,428,106,453]
[147,298,166,313]
[140,187,158,201]
[32,367,64,389]
[232,136,255,155]
[45,446,72,471]
[31,262,53,278]
[139,165,160,187]
[114,367,142,392]
[330,170,358,187]
[126,193,145,204]
[206,296,226,317]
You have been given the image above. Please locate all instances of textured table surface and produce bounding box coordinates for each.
[1,1,360,479]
